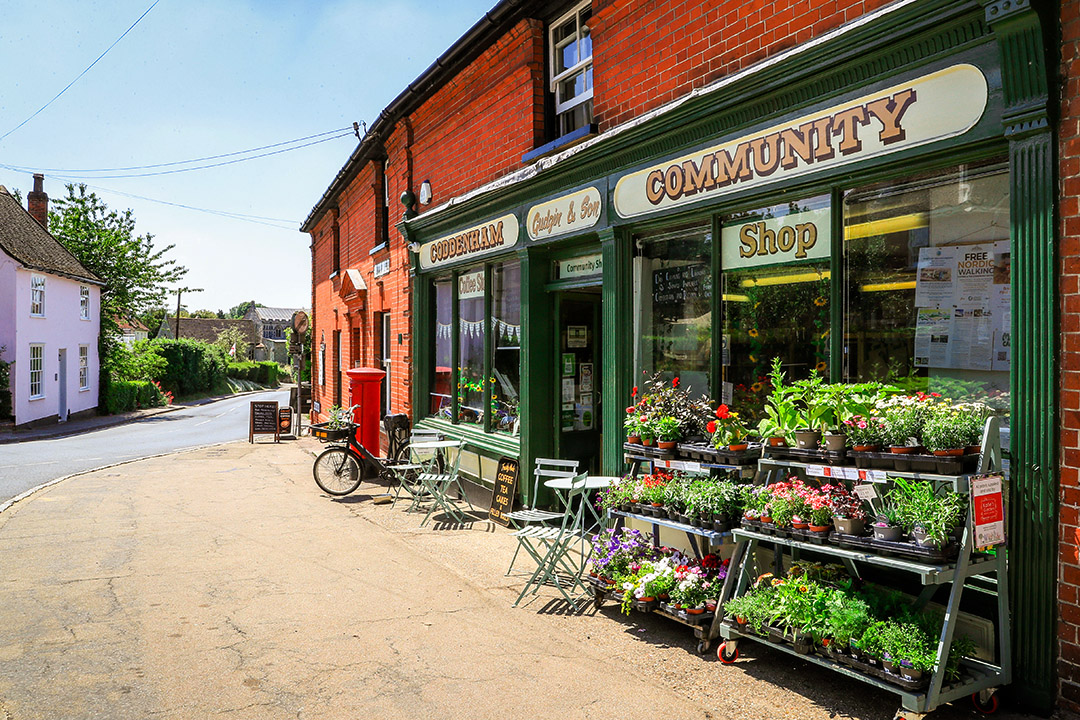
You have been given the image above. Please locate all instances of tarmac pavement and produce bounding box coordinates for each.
[0,438,1058,720]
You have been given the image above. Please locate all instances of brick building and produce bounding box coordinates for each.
[304,0,1066,711]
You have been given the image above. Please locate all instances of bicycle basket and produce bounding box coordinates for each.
[309,423,351,441]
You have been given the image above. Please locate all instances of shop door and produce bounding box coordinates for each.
[555,289,602,473]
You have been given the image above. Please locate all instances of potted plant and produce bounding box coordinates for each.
[654,415,682,450]
[807,489,834,533]
[641,474,668,515]
[920,406,968,456]
[843,415,885,452]
[710,404,751,450]
[624,406,644,444]
[890,477,966,548]
[880,402,923,453]
[831,487,867,536]
[757,358,799,446]
[872,504,904,541]
[639,415,657,446]
[791,372,830,449]
[821,383,851,452]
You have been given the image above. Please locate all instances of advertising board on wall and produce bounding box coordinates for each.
[419,214,520,270]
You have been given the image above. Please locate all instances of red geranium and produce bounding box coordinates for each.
[626,406,635,414]
[672,377,680,388]
[706,420,716,433]
[631,386,639,397]
[715,404,731,419]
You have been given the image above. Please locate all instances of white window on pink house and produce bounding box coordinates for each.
[31,275,45,317]
[79,346,89,391]
[29,344,44,398]
[80,286,90,320]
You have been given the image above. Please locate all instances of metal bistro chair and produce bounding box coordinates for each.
[419,439,475,526]
[513,472,591,608]
[505,457,580,576]
[391,429,443,511]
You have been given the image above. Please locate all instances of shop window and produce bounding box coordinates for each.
[720,195,832,422]
[491,261,521,434]
[633,224,712,398]
[550,1,593,138]
[430,279,453,418]
[457,268,486,425]
[843,162,1010,418]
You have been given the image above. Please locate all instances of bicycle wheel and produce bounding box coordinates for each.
[313,447,362,496]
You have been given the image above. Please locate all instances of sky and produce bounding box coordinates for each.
[0,0,495,314]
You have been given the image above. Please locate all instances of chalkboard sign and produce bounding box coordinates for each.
[652,263,712,316]
[489,457,520,527]
[250,401,280,443]
[278,407,293,436]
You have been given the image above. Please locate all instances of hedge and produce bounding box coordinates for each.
[146,339,228,396]
[226,361,279,386]
[100,376,167,414]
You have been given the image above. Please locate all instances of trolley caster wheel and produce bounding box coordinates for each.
[972,692,1000,714]
[696,640,710,655]
[718,643,739,664]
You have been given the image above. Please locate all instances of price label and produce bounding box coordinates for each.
[681,461,702,473]
[854,484,879,501]
[972,475,1005,547]
[807,465,827,477]
[857,469,889,483]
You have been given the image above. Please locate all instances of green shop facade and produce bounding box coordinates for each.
[402,1,1057,710]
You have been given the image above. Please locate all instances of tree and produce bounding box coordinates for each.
[49,184,188,360]
[213,325,250,360]
[228,300,260,319]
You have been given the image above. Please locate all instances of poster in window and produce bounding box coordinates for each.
[577,392,594,431]
[579,363,593,393]
[561,377,575,403]
[567,325,588,348]
[562,353,575,377]
[914,247,956,308]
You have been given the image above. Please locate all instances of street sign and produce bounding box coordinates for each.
[291,311,309,337]
[250,401,280,443]
[489,457,519,527]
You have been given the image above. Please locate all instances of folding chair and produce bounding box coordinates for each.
[505,457,580,576]
[419,440,476,526]
[391,429,443,510]
[513,472,591,607]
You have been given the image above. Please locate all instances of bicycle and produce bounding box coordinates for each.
[310,405,407,496]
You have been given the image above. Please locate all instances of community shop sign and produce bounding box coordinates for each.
[419,214,519,270]
[527,187,602,240]
[614,64,988,218]
[721,206,830,268]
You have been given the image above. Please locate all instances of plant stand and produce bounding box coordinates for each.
[712,417,1011,719]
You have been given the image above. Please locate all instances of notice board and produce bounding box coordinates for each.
[489,457,520,527]
[249,401,280,443]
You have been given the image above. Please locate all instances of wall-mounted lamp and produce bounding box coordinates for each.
[419,179,432,205]
[408,241,421,254]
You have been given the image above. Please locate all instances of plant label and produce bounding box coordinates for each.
[854,484,879,501]
[972,474,1005,547]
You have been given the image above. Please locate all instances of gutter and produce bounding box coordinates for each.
[300,0,528,233]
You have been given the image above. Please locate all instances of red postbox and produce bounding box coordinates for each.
[346,367,386,456]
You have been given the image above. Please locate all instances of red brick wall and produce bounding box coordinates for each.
[592,0,892,130]
[1060,0,1080,710]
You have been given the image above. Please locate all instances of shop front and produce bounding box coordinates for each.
[404,4,1054,707]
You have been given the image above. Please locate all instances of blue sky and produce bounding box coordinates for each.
[0,0,494,313]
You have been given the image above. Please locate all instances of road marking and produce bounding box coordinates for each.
[0,460,58,469]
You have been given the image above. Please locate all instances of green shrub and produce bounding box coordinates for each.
[102,377,138,414]
[146,338,228,396]
[225,361,279,386]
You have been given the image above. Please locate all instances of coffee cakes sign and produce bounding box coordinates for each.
[419,214,519,270]
[614,64,988,218]
[527,187,602,241]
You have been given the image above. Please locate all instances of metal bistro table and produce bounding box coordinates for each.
[543,474,616,533]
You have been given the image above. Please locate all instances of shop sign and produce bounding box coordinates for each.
[720,206,830,268]
[458,270,485,300]
[614,64,988,218]
[527,187,602,240]
[419,213,519,270]
[558,253,603,279]
[373,259,390,278]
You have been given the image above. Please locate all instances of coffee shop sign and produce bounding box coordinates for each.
[527,187,602,241]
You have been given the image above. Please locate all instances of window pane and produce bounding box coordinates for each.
[430,278,452,418]
[580,10,592,60]
[558,70,587,103]
[720,195,831,423]
[557,38,577,75]
[843,162,1010,419]
[457,269,485,425]
[491,261,521,433]
[634,224,712,398]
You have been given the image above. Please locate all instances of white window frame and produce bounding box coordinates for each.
[29,344,44,399]
[30,275,45,317]
[549,1,593,128]
[319,341,326,387]
[79,345,89,391]
[80,286,90,320]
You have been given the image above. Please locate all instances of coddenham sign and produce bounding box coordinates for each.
[721,206,831,269]
[614,64,988,218]
[419,214,519,270]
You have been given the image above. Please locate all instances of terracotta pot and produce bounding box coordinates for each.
[642,437,655,446]
[889,445,916,454]
[658,440,677,450]
[792,521,809,530]
[768,436,787,447]
[728,443,749,451]
[686,607,706,615]
[966,444,982,454]
[932,448,964,456]
[852,444,880,452]
[638,596,656,602]
[627,435,642,444]
[809,524,832,533]
[759,515,773,524]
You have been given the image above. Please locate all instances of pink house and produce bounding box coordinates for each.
[0,176,103,427]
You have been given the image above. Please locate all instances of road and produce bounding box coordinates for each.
[0,389,289,504]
